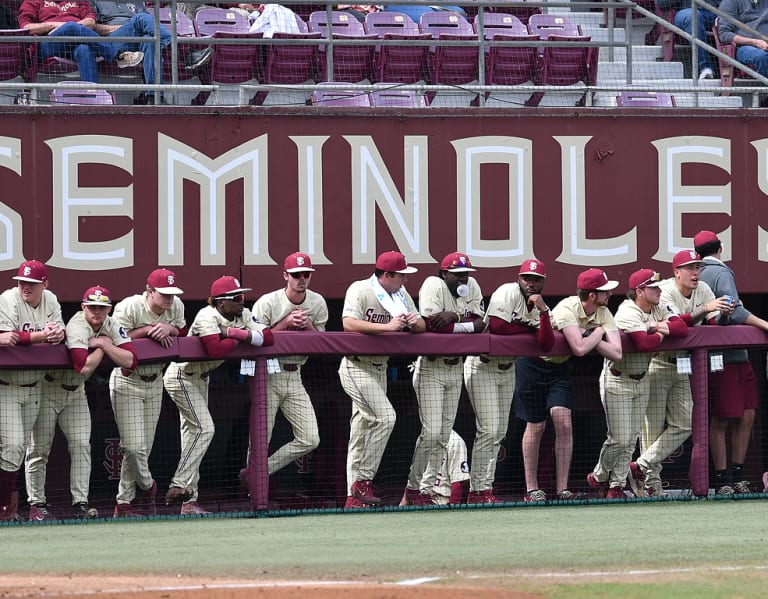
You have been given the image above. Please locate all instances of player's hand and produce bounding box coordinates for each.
[0,331,18,347]
[655,321,670,336]
[44,322,65,345]
[429,310,457,330]
[385,314,407,331]
[89,336,113,350]
[403,312,419,327]
[709,297,733,315]
[147,323,174,348]
[472,318,486,333]
[289,308,308,329]
[527,294,548,312]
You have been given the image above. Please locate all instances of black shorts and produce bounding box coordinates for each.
[514,357,573,423]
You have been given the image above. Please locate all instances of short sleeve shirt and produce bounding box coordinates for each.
[548,295,617,363]
[609,298,668,374]
[485,282,541,327]
[418,275,484,322]
[62,311,131,386]
[657,277,717,360]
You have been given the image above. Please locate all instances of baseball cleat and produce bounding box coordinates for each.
[413,492,437,506]
[343,496,370,509]
[113,503,143,518]
[399,487,419,506]
[587,472,609,498]
[351,480,381,505]
[466,490,501,504]
[555,489,584,501]
[627,462,646,497]
[606,486,627,500]
[524,489,547,503]
[29,503,55,522]
[137,480,157,515]
[73,502,98,519]
[180,501,210,516]
[716,484,735,496]
[165,486,194,505]
[733,480,752,494]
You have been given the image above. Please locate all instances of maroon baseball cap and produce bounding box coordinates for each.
[440,252,475,273]
[693,230,719,247]
[210,276,252,299]
[628,269,662,290]
[519,259,546,278]
[576,268,619,291]
[13,259,48,283]
[82,285,112,306]
[284,252,315,273]
[147,268,183,295]
[672,249,704,269]
[375,251,417,274]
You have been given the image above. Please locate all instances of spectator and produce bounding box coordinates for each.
[26,286,136,521]
[250,252,327,480]
[0,260,65,523]
[110,269,186,518]
[718,0,768,78]
[339,251,425,508]
[517,268,622,503]
[91,0,172,104]
[402,252,484,506]
[695,230,768,494]
[463,259,553,504]
[673,0,719,79]
[636,250,731,496]
[163,275,273,515]
[18,0,143,84]
[587,269,688,500]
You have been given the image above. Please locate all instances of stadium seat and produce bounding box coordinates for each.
[712,20,745,92]
[474,12,529,38]
[194,7,250,36]
[257,31,322,105]
[527,13,581,40]
[370,87,428,107]
[616,91,676,107]
[364,12,428,84]
[309,12,376,82]
[157,8,200,105]
[477,0,540,25]
[0,29,30,104]
[364,11,420,37]
[50,83,115,105]
[310,85,372,106]
[527,34,597,107]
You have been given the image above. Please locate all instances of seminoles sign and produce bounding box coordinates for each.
[0,111,765,300]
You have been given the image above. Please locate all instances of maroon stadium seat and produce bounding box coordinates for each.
[309,11,376,82]
[616,91,676,107]
[50,83,115,105]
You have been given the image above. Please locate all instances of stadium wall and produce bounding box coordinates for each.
[1,108,767,300]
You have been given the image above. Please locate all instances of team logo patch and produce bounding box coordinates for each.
[296,256,305,266]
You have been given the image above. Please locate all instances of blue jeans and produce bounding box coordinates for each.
[673,8,717,71]
[40,22,119,82]
[107,13,171,88]
[735,45,768,78]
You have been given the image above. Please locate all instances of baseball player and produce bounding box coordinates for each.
[26,286,137,521]
[110,268,186,518]
[635,250,731,496]
[695,230,768,494]
[587,270,688,500]
[431,429,471,505]
[251,252,327,478]
[339,251,426,508]
[0,260,65,523]
[463,259,554,504]
[163,275,273,515]
[402,252,485,507]
[517,268,622,502]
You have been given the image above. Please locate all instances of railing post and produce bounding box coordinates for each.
[689,347,709,497]
[246,357,270,511]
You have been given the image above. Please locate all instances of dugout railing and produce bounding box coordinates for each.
[3,325,768,520]
[3,0,768,107]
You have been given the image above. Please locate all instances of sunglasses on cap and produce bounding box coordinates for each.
[637,272,661,289]
[288,271,311,279]
[86,294,110,303]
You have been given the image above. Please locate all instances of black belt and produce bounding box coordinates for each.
[200,371,210,380]
[479,355,514,370]
[610,368,645,381]
[427,357,460,366]
[281,364,299,372]
[350,357,384,368]
[61,384,79,392]
[0,379,37,387]
[140,374,158,383]
[667,357,677,365]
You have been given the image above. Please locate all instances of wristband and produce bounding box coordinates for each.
[249,329,264,346]
[452,322,476,334]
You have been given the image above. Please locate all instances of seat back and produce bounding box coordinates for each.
[308,10,366,36]
[428,34,479,85]
[374,33,431,83]
[616,91,676,107]
[209,31,264,84]
[538,34,592,86]
[474,13,528,38]
[364,11,419,37]
[314,33,376,82]
[264,31,321,83]
[0,29,26,81]
[370,88,427,107]
[419,11,475,37]
[50,84,115,105]
[311,86,372,106]
[158,8,196,36]
[195,8,250,36]
[713,18,741,88]
[528,14,580,39]
[486,33,539,85]
[486,0,539,24]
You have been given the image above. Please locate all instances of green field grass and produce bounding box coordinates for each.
[4,498,768,597]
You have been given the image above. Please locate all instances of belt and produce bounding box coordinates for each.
[281,363,299,372]
[0,379,37,387]
[140,374,159,383]
[610,368,645,381]
[427,357,460,366]
[350,356,384,368]
[479,355,514,370]
[200,371,210,380]
[62,384,79,392]
[667,357,677,365]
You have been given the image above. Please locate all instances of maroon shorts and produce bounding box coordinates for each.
[708,362,758,419]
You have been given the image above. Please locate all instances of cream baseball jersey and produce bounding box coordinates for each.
[112,292,186,376]
[485,282,540,327]
[419,276,484,321]
[176,305,269,375]
[60,311,131,387]
[547,295,617,363]
[657,277,717,361]
[608,299,669,374]
[253,288,328,366]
